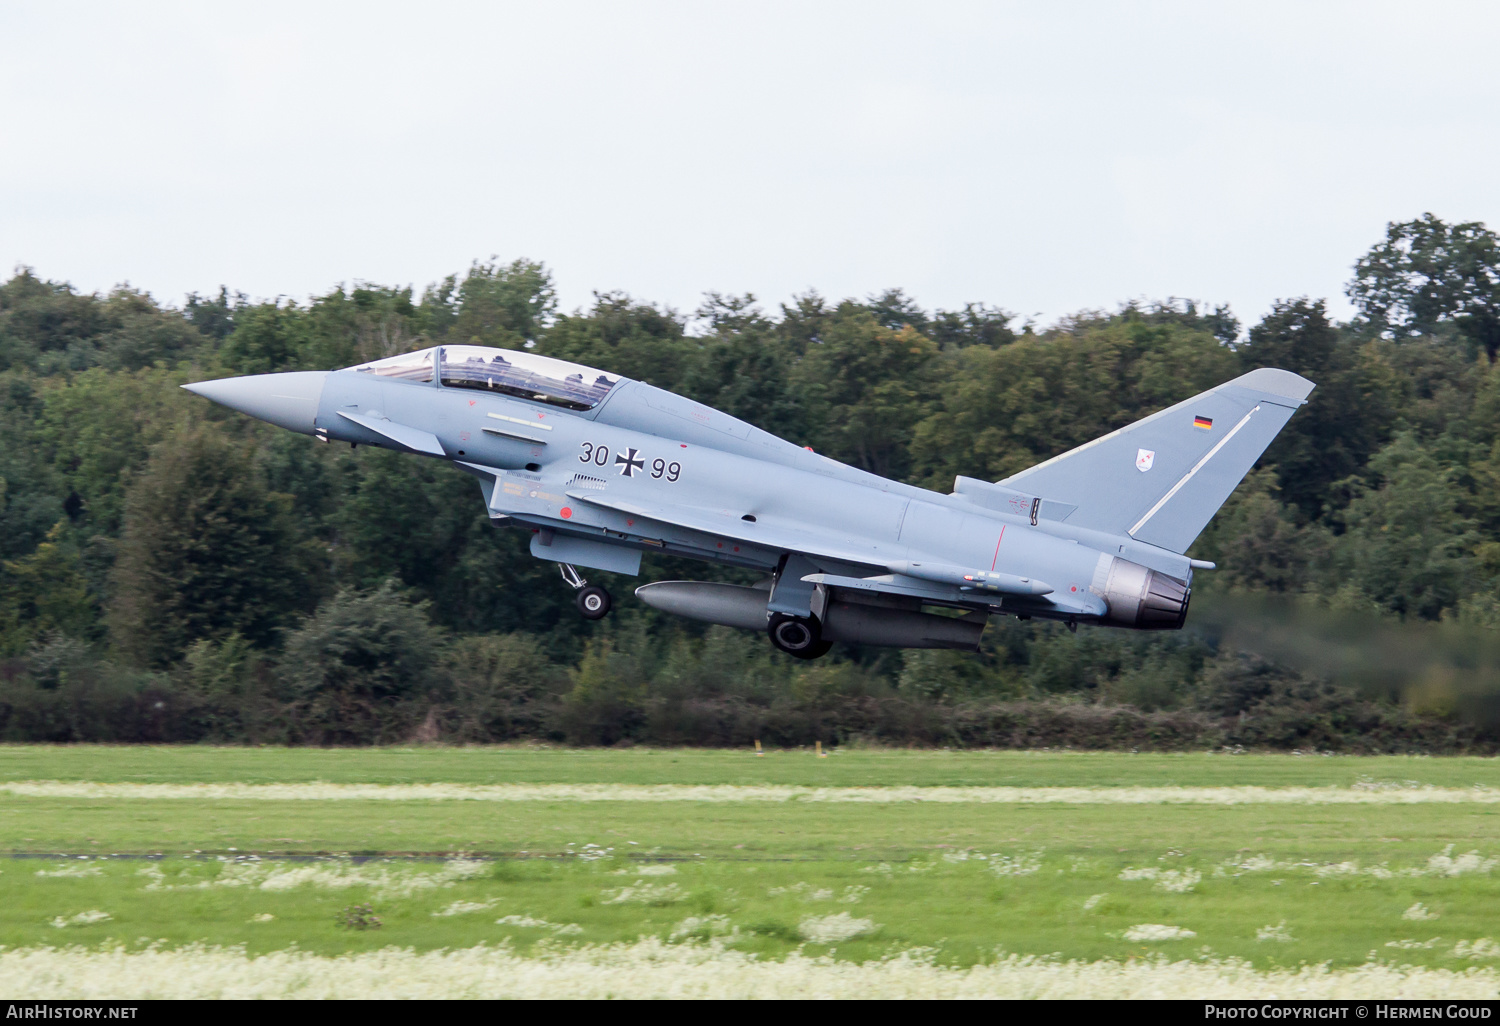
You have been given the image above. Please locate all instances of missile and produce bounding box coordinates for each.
[885,560,1053,596]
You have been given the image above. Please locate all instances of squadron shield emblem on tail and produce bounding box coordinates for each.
[1135,448,1155,473]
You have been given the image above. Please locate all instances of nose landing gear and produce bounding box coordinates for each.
[559,563,612,620]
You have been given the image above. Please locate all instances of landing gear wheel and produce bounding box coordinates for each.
[767,613,830,659]
[576,585,612,620]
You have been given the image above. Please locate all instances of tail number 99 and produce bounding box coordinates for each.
[651,458,681,482]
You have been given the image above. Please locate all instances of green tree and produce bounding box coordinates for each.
[0,268,110,372]
[108,426,318,667]
[927,302,1017,350]
[910,313,1237,488]
[539,291,690,386]
[0,522,96,655]
[1336,432,1475,620]
[1239,299,1394,522]
[220,302,314,374]
[427,258,556,347]
[680,293,807,441]
[793,303,939,478]
[33,366,203,537]
[1347,213,1500,360]
[1190,469,1328,592]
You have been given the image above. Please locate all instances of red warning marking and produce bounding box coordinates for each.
[1070,586,1077,592]
[717,542,723,548]
[627,519,635,527]
[468,400,475,406]
[733,546,739,552]
[990,526,1006,570]
[560,507,573,519]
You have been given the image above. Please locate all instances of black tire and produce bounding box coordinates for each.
[767,613,828,659]
[576,585,612,620]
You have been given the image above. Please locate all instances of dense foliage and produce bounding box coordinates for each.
[3,217,1500,750]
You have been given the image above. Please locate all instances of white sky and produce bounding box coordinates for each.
[2,1,1497,330]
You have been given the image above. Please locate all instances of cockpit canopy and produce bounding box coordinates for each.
[348,345,621,411]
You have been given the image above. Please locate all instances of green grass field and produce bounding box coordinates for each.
[3,745,1500,997]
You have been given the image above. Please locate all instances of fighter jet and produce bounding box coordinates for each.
[183,345,1313,659]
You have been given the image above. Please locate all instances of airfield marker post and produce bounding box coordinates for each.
[755,739,763,757]
[816,741,825,758]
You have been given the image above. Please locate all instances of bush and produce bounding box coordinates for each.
[443,632,568,741]
[278,581,445,744]
[0,633,185,742]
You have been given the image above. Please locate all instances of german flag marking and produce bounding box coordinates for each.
[1193,415,1213,430]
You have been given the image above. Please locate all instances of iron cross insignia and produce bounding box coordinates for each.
[616,448,646,477]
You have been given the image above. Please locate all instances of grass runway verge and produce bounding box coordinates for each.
[2,745,1499,997]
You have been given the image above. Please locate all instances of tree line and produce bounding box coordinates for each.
[3,214,1500,750]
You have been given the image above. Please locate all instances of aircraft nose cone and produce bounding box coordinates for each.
[181,371,329,435]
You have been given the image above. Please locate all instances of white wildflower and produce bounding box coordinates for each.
[1123,924,1196,942]
[838,886,869,904]
[1118,867,1200,893]
[632,865,676,876]
[798,913,877,943]
[145,858,487,899]
[1403,903,1440,921]
[600,881,684,905]
[442,859,489,879]
[432,900,500,917]
[1082,894,1106,912]
[988,851,1043,877]
[1425,846,1497,877]
[7,780,1500,805]
[50,910,111,928]
[36,865,102,878]
[495,915,581,935]
[768,883,834,901]
[1454,939,1500,960]
[1256,922,1295,943]
[249,914,275,923]
[5,942,1500,998]
[669,915,732,941]
[1386,938,1444,950]
[1229,855,1283,873]
[1156,869,1201,893]
[861,863,893,876]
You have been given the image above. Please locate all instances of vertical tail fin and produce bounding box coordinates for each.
[998,368,1314,553]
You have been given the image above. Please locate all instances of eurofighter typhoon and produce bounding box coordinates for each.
[183,347,1313,659]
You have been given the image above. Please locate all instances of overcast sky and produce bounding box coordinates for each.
[2,1,1497,330]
